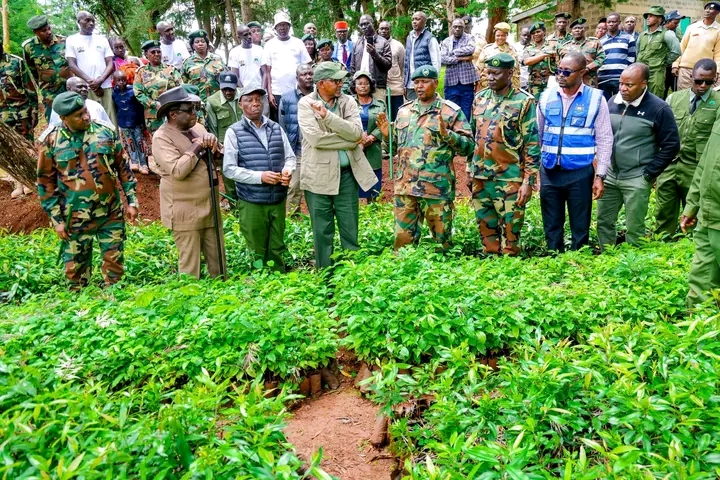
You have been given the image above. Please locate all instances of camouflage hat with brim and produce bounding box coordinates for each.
[644,6,666,19]
[188,29,209,42]
[529,22,545,34]
[316,38,333,49]
[486,53,515,69]
[52,91,85,116]
[314,62,348,82]
[570,17,587,28]
[555,12,572,19]
[141,40,161,51]
[27,15,49,31]
[411,65,438,80]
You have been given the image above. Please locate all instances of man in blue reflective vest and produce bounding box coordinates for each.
[537,51,614,252]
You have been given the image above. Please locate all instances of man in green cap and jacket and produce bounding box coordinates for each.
[636,6,681,98]
[681,109,720,308]
[37,91,138,289]
[23,14,74,122]
[298,61,377,269]
[376,65,474,251]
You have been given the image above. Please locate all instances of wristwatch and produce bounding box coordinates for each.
[596,173,606,181]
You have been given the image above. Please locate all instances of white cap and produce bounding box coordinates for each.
[273,12,291,27]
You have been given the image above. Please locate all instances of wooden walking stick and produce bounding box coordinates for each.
[205,150,227,280]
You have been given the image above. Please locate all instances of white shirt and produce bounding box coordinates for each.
[161,39,190,69]
[223,116,296,184]
[48,99,113,127]
[228,44,264,87]
[65,33,114,89]
[261,36,312,97]
[514,42,530,88]
[613,88,647,107]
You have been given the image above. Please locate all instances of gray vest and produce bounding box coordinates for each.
[404,29,433,86]
[230,119,287,204]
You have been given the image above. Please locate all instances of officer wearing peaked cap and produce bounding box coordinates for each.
[557,17,606,87]
[637,5,681,97]
[469,53,540,256]
[376,64,474,251]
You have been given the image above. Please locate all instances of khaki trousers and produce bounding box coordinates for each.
[172,226,226,279]
[677,67,720,91]
[286,153,303,216]
[88,88,118,128]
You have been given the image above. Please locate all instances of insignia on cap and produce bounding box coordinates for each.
[76,97,84,107]
[491,58,500,67]
[422,68,429,76]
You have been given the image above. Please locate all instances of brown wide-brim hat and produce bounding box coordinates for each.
[157,86,201,118]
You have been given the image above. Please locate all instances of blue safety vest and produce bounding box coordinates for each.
[539,85,603,170]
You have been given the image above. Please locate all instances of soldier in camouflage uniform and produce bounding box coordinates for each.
[37,92,138,289]
[475,22,520,91]
[557,18,606,88]
[1,41,38,141]
[469,53,540,256]
[376,66,474,251]
[523,22,553,100]
[545,12,572,75]
[134,40,182,138]
[181,30,227,102]
[22,15,74,122]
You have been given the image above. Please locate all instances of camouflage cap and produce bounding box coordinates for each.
[486,53,515,69]
[52,91,85,116]
[188,29,209,42]
[529,22,545,34]
[314,61,349,82]
[570,17,587,28]
[643,6,666,19]
[141,39,161,51]
[247,21,262,29]
[316,38,333,49]
[27,15,49,31]
[411,65,438,80]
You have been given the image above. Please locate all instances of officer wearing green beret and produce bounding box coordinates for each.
[133,39,182,141]
[247,21,263,46]
[22,15,73,122]
[181,29,227,102]
[636,6,681,97]
[522,22,552,99]
[1,39,38,143]
[376,65,474,251]
[37,91,139,289]
[557,18,606,87]
[469,53,540,256]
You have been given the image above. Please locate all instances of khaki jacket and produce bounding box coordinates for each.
[152,122,220,231]
[298,91,377,195]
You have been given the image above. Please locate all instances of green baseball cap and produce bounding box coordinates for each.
[644,6,666,19]
[411,65,438,80]
[313,62,348,82]
[53,91,85,116]
[27,15,49,31]
[486,53,515,69]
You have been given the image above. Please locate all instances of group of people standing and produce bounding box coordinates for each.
[4,7,720,308]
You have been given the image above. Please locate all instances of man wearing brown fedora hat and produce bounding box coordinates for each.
[151,86,226,279]
[637,6,681,97]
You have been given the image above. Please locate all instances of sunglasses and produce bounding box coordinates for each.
[176,106,198,114]
[694,79,715,85]
[556,68,583,77]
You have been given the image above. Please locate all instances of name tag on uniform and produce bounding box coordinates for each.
[548,108,561,116]
[570,116,585,127]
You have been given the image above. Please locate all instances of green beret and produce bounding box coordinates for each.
[52,91,85,116]
[188,29,208,42]
[314,62,348,82]
[141,40,161,51]
[301,34,315,42]
[486,53,515,69]
[316,38,333,49]
[555,12,572,19]
[27,15,48,31]
[529,22,545,34]
[181,84,201,98]
[411,65,438,80]
[247,21,262,29]
[570,18,587,28]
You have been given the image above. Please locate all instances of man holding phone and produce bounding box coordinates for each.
[351,15,392,102]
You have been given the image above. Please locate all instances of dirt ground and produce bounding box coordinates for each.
[0,157,471,234]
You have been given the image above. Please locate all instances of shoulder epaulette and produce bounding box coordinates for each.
[38,125,59,144]
[442,99,461,111]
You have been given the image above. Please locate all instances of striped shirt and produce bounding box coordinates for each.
[598,31,636,84]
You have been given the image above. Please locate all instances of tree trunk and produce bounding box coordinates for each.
[225,0,238,43]
[240,0,253,24]
[2,0,9,53]
[445,0,454,24]
[486,6,507,44]
[0,123,38,189]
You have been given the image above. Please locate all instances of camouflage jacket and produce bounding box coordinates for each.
[37,122,138,226]
[0,53,38,120]
[523,41,552,87]
[545,32,571,73]
[392,95,474,200]
[133,63,182,119]
[474,43,520,90]
[557,37,606,86]
[22,35,72,99]
[469,88,540,184]
[180,53,226,102]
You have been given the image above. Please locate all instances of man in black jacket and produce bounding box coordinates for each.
[351,15,392,102]
[597,63,680,250]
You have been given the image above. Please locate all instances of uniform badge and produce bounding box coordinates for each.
[76,97,84,107]
[422,68,429,76]
[491,58,500,67]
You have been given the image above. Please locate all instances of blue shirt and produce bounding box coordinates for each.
[112,86,145,128]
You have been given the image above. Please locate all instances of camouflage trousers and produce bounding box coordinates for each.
[62,206,126,288]
[394,194,454,251]
[3,113,35,142]
[471,178,525,256]
[41,88,65,122]
[528,84,547,101]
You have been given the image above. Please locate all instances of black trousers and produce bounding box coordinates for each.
[540,164,595,252]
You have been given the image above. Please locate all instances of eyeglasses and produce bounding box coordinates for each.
[694,79,715,86]
[556,68,583,77]
[324,78,344,85]
[176,106,198,114]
